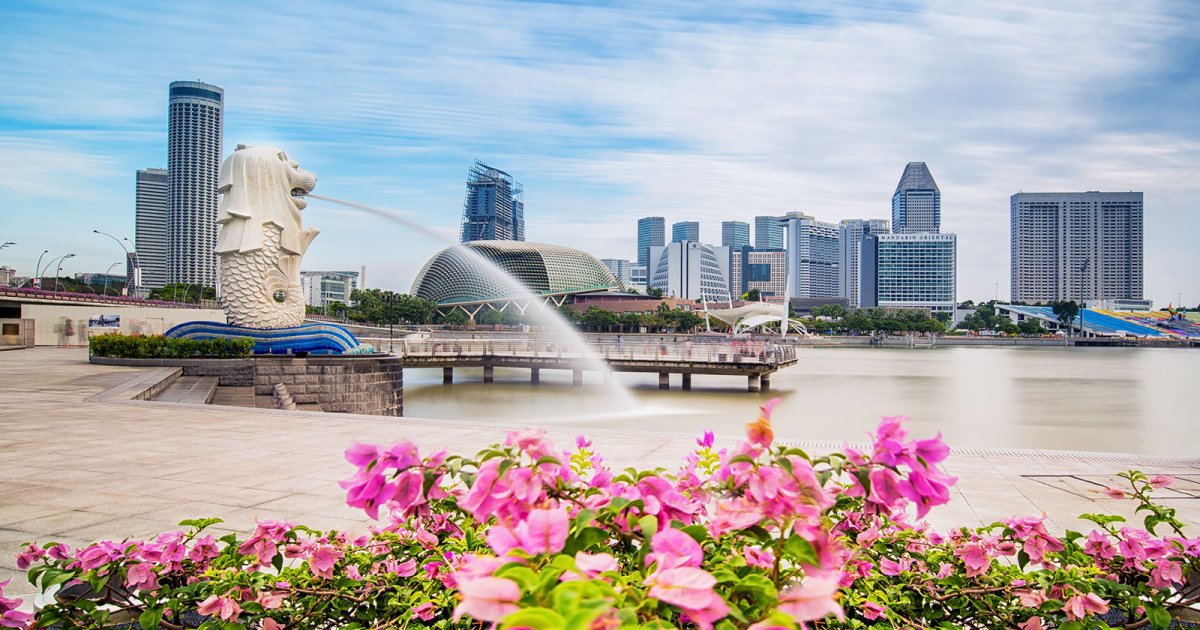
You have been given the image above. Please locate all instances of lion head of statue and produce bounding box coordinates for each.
[215,145,319,256]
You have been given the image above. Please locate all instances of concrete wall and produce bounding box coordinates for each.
[0,319,35,348]
[21,303,225,347]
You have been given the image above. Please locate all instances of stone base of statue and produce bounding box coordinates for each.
[165,321,374,355]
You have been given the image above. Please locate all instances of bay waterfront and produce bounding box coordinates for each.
[403,345,1200,458]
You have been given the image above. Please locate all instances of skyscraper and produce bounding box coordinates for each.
[600,258,632,285]
[1010,192,1143,303]
[648,241,731,302]
[891,162,940,234]
[721,221,750,250]
[672,221,700,243]
[135,168,169,291]
[459,161,524,242]
[636,216,665,267]
[781,212,840,298]
[860,233,956,314]
[838,218,889,307]
[167,80,223,287]
[754,215,785,249]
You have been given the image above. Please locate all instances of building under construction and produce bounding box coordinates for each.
[459,160,525,243]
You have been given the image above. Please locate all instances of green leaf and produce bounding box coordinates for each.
[1078,513,1125,527]
[501,608,566,629]
[638,515,658,538]
[564,527,608,555]
[1058,622,1085,630]
[1146,606,1171,630]
[495,565,538,590]
[534,455,562,467]
[782,535,817,566]
[178,517,224,530]
[139,607,164,630]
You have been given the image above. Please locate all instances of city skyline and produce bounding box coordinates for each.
[1,2,1198,306]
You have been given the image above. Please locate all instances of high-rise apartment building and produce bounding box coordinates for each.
[460,161,524,242]
[636,216,665,267]
[300,270,360,309]
[839,218,889,307]
[135,168,169,291]
[167,80,223,287]
[648,242,731,303]
[721,221,750,250]
[1010,192,1143,303]
[860,233,956,314]
[672,221,700,243]
[781,212,840,298]
[754,215,785,250]
[892,162,940,234]
[601,258,632,285]
[732,249,787,299]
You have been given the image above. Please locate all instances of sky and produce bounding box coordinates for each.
[1,0,1198,306]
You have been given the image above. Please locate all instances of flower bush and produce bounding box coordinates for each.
[8,402,1199,629]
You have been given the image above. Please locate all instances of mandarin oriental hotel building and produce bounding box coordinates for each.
[860,233,956,314]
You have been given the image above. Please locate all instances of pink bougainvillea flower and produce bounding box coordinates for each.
[1148,474,1174,489]
[260,619,283,630]
[411,601,436,621]
[1016,589,1047,608]
[307,544,344,579]
[709,497,764,536]
[646,528,703,570]
[743,545,775,570]
[955,541,991,577]
[1149,559,1183,589]
[563,552,618,581]
[1083,530,1116,562]
[125,562,160,591]
[1063,592,1109,621]
[1020,617,1045,630]
[15,544,45,570]
[878,558,903,576]
[644,567,720,611]
[866,468,905,510]
[343,442,381,468]
[696,430,715,449]
[1103,486,1126,499]
[256,590,286,610]
[861,601,887,620]
[746,398,780,448]
[197,594,242,621]
[777,571,845,625]
[575,434,592,449]
[453,577,521,623]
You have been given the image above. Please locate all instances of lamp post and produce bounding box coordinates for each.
[92,230,136,296]
[0,242,14,252]
[103,262,120,296]
[1078,258,1090,340]
[49,253,75,292]
[31,250,49,288]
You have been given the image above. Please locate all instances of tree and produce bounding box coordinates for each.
[995,318,1019,336]
[149,283,215,304]
[673,309,703,332]
[327,301,349,318]
[742,288,761,301]
[1018,319,1047,335]
[580,307,619,331]
[1050,300,1079,332]
[439,309,469,327]
[619,312,644,332]
[933,311,952,324]
[646,287,664,298]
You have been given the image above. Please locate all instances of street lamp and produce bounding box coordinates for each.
[93,230,136,296]
[31,250,49,288]
[103,262,120,296]
[0,242,14,252]
[1078,258,1090,340]
[48,253,75,292]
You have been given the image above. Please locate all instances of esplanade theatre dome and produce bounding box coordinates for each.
[411,241,620,305]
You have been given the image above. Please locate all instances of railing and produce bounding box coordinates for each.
[398,339,797,366]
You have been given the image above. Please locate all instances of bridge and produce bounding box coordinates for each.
[394,338,798,391]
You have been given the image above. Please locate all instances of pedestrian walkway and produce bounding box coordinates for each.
[0,348,1196,604]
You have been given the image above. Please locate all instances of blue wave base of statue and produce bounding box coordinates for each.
[165,321,375,355]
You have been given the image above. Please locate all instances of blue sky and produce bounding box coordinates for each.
[1,0,1198,305]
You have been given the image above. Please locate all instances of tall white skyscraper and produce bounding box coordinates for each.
[648,242,731,302]
[1010,192,1143,303]
[839,218,889,307]
[167,80,223,287]
[781,212,840,298]
[892,162,940,234]
[135,168,169,291]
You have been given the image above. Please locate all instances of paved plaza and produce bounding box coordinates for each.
[1,348,1197,603]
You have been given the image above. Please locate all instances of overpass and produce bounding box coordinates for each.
[396,338,797,391]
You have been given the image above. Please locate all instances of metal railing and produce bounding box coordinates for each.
[397,338,796,366]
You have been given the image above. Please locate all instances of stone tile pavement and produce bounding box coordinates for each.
[1,348,1197,603]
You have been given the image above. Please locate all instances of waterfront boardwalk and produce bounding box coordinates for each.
[1,347,1198,605]
[397,338,797,391]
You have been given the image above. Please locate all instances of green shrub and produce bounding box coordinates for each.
[88,334,254,359]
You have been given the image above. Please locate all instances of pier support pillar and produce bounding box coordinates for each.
[659,372,670,390]
[747,374,761,392]
[573,370,583,386]
[483,364,494,383]
[761,373,771,391]
[530,368,540,384]
[442,367,453,385]
[681,373,692,390]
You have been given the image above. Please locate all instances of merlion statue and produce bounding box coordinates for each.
[215,145,318,328]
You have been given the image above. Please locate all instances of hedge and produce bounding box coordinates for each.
[88,334,255,359]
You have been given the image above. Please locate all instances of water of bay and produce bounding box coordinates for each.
[401,346,1199,457]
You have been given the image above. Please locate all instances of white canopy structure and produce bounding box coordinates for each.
[702,302,809,335]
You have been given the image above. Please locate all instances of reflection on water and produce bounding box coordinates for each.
[402,346,1199,457]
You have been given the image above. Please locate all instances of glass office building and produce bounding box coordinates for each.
[135,167,169,291]
[636,216,665,267]
[891,162,940,234]
[460,161,524,242]
[861,233,956,313]
[754,215,785,249]
[781,212,840,298]
[671,221,700,243]
[721,221,750,250]
[838,218,889,307]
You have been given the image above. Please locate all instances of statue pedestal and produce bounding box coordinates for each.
[165,321,372,355]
